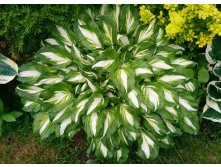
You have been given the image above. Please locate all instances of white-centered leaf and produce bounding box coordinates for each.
[78,25,102,49]
[39,118,50,135]
[135,68,152,75]
[128,89,139,108]
[56,26,72,46]
[74,99,89,122]
[87,96,104,115]
[44,91,71,104]
[92,60,114,69]
[60,117,72,135]
[18,70,41,78]
[16,86,44,94]
[172,58,194,67]
[137,19,155,43]
[120,69,128,92]
[40,52,71,65]
[159,75,186,83]
[184,117,196,130]
[91,112,98,136]
[140,131,155,159]
[179,98,197,111]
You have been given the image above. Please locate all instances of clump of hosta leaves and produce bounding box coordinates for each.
[17,5,200,162]
[202,36,221,122]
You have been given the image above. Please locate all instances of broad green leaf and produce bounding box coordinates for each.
[2,113,16,122]
[198,67,209,83]
[9,111,23,119]
[149,59,173,72]
[59,117,72,136]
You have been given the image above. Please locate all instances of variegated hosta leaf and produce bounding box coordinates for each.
[143,114,169,136]
[22,100,42,113]
[53,26,75,46]
[95,139,113,159]
[17,63,41,84]
[119,5,139,34]
[84,112,105,137]
[213,61,221,78]
[119,104,140,130]
[202,37,221,123]
[17,4,199,162]
[110,65,135,93]
[33,112,52,139]
[141,85,163,111]
[36,45,72,68]
[178,110,199,135]
[135,19,156,44]
[102,108,119,138]
[137,130,159,160]
[0,53,18,84]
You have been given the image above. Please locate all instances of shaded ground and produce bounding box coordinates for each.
[1,115,221,164]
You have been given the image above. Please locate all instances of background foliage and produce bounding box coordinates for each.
[0,5,99,61]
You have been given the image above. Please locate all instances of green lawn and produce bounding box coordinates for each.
[1,115,221,164]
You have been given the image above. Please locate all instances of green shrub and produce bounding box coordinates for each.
[202,36,221,122]
[0,4,93,59]
[16,5,200,162]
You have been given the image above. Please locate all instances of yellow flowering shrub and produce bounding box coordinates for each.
[139,5,155,24]
[139,4,221,49]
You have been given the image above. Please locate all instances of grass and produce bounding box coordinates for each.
[1,114,221,164]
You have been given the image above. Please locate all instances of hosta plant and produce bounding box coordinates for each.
[17,5,200,162]
[202,36,221,122]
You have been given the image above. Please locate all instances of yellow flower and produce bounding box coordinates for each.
[139,5,155,24]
